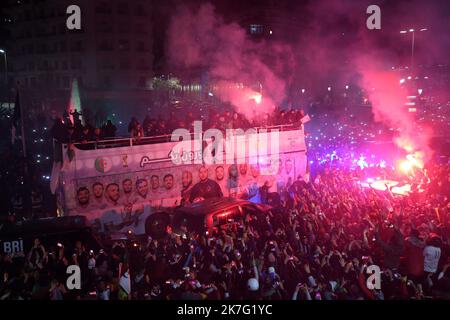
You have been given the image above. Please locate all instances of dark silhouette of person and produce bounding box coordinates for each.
[102,120,117,138]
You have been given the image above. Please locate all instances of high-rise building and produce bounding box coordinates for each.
[5,0,154,121]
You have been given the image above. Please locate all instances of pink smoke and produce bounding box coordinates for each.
[297,0,439,162]
[357,66,433,160]
[166,0,444,162]
[167,3,293,120]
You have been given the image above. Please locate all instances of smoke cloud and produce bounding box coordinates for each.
[167,3,294,120]
[357,66,433,161]
[295,0,446,161]
[166,0,448,161]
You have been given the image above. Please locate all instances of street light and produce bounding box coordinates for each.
[0,49,8,110]
[399,28,428,71]
[0,49,7,87]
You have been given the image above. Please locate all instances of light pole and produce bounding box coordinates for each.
[399,28,427,72]
[0,49,7,87]
[0,49,8,110]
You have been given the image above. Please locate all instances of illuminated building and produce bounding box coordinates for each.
[4,0,154,118]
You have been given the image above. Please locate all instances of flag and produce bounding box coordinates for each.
[11,89,21,145]
[300,114,311,124]
[68,78,82,125]
[49,161,60,194]
[118,262,131,300]
[304,158,311,183]
[50,140,64,194]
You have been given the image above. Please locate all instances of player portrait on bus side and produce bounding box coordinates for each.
[215,165,227,196]
[189,165,223,203]
[120,178,136,206]
[246,164,261,202]
[134,178,150,203]
[285,158,293,176]
[227,164,239,198]
[163,174,174,191]
[92,182,107,210]
[105,183,121,207]
[215,165,225,181]
[75,186,93,213]
[181,170,193,205]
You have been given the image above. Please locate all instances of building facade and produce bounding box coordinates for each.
[5,0,154,123]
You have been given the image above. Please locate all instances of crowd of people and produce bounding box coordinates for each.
[50,109,118,144]
[2,78,448,300]
[1,161,449,300]
[48,96,448,167]
[49,106,307,145]
[126,108,306,143]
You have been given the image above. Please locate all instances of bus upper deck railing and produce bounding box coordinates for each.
[70,124,298,151]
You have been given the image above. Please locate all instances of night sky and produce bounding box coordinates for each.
[1,0,448,71]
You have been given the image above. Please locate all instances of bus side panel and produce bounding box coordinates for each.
[58,129,307,235]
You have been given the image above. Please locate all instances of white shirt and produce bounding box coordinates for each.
[423,245,441,273]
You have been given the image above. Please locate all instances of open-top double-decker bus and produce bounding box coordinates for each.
[50,124,308,239]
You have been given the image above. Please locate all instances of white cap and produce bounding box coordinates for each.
[268,267,275,274]
[247,278,259,291]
